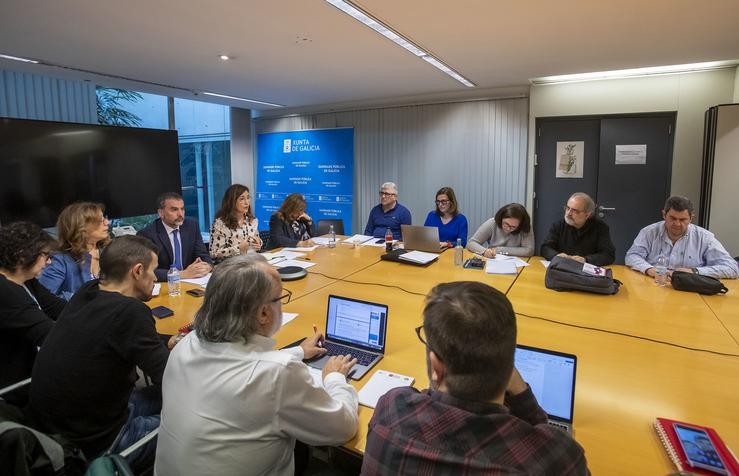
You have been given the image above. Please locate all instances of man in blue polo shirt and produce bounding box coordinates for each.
[364,182,412,240]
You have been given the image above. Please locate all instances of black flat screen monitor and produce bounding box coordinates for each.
[0,117,181,227]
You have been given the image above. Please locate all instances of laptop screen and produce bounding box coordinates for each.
[325,295,388,352]
[514,345,577,422]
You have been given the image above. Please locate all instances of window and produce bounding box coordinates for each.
[95,88,231,234]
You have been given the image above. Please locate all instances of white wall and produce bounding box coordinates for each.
[528,68,737,212]
[734,66,739,102]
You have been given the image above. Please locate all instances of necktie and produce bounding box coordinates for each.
[173,229,183,270]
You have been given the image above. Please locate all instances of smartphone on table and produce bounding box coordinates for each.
[673,423,728,475]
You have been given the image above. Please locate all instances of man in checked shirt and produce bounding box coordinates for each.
[361,281,589,475]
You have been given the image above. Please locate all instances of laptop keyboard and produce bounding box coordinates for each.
[323,341,377,366]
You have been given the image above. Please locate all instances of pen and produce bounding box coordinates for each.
[312,324,323,347]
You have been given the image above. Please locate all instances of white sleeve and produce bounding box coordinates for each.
[276,360,359,446]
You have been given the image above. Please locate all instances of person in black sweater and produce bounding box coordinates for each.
[27,235,170,472]
[540,192,616,266]
[0,222,65,406]
[269,193,316,248]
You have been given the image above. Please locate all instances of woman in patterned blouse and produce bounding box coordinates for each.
[209,184,262,262]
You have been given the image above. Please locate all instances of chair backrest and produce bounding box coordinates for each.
[316,219,344,236]
[259,230,275,251]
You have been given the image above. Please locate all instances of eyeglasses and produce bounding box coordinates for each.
[501,220,519,232]
[564,205,586,215]
[94,215,109,224]
[39,251,52,263]
[379,191,397,197]
[415,325,442,359]
[435,200,450,205]
[270,289,292,304]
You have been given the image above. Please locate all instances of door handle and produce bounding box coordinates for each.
[597,205,615,218]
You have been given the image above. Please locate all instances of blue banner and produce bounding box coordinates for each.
[256,128,354,234]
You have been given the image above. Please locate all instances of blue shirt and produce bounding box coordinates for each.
[423,211,468,247]
[625,222,738,279]
[364,202,412,240]
[38,252,94,300]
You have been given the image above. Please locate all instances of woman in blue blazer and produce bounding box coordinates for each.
[39,202,110,300]
[423,187,468,248]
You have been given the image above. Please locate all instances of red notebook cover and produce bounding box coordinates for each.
[654,417,739,475]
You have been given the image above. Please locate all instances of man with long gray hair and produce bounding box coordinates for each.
[155,254,359,476]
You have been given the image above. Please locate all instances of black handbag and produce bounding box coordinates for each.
[670,271,728,295]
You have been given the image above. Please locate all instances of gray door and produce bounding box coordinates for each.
[534,114,674,264]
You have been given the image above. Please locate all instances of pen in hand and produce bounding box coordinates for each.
[312,324,323,347]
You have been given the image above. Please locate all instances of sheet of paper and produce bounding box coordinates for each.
[311,237,333,245]
[358,370,414,408]
[152,283,161,296]
[341,234,374,244]
[273,259,316,269]
[398,250,439,264]
[281,312,299,327]
[540,260,551,269]
[485,259,517,274]
[492,255,529,267]
[181,273,211,287]
[363,239,392,247]
[282,246,318,252]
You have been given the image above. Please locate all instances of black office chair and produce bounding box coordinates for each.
[259,230,276,251]
[316,219,344,236]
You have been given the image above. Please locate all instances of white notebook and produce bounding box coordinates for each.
[358,370,415,408]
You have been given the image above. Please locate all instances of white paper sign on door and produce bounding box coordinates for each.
[615,144,647,165]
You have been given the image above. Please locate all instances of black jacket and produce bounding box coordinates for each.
[0,276,65,405]
[138,218,212,281]
[540,218,616,266]
[269,213,314,248]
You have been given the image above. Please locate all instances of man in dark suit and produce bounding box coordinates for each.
[138,192,212,281]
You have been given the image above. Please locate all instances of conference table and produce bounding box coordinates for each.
[148,243,739,475]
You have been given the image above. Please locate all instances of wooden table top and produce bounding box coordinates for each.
[147,247,739,474]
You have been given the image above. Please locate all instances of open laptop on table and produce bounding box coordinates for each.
[401,225,445,253]
[307,295,388,381]
[514,344,577,434]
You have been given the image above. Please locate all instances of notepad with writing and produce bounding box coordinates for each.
[654,417,738,475]
[358,370,414,408]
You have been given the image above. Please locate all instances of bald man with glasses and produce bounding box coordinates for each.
[540,192,615,266]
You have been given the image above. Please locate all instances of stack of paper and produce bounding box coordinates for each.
[181,273,212,287]
[282,246,318,252]
[398,250,439,265]
[341,234,374,244]
[485,260,517,274]
[273,259,316,269]
[358,370,415,408]
[311,237,333,246]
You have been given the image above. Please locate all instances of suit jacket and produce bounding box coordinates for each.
[138,218,212,281]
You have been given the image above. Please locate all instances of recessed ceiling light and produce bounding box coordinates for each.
[219,55,231,61]
[531,60,739,85]
[0,53,39,64]
[324,0,475,88]
[202,91,284,108]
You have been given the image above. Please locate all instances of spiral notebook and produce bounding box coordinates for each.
[654,417,738,475]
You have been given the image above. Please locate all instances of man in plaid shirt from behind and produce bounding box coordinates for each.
[361,281,589,475]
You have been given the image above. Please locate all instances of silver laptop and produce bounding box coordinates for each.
[307,295,388,381]
[515,345,577,434]
[401,225,444,253]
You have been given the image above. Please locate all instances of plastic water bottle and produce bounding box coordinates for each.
[328,224,336,248]
[454,238,464,266]
[167,266,181,296]
[385,227,393,252]
[654,255,668,286]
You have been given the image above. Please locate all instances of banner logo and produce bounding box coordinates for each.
[283,139,292,153]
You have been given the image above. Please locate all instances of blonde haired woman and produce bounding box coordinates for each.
[39,202,110,299]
